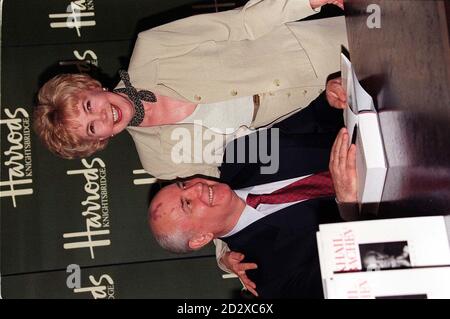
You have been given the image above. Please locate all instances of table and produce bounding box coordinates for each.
[345,0,450,218]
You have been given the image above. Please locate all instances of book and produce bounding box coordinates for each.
[325,266,450,299]
[316,231,329,299]
[317,216,450,280]
[341,53,387,213]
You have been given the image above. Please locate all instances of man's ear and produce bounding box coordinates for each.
[188,233,214,250]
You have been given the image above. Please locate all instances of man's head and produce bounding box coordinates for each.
[148,178,245,253]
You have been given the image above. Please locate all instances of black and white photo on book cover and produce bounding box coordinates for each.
[359,241,411,271]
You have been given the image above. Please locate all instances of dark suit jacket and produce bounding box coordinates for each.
[219,92,344,298]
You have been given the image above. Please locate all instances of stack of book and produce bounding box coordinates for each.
[316,216,450,299]
[341,52,387,215]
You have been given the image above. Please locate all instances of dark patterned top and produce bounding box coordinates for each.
[113,70,157,126]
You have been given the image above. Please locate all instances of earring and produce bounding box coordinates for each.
[103,87,108,91]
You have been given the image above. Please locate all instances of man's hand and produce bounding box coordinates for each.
[221,251,258,297]
[310,0,344,10]
[326,77,347,109]
[329,128,357,203]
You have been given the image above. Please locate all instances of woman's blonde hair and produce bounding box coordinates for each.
[33,73,109,159]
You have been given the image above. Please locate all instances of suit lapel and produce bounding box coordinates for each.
[221,130,335,189]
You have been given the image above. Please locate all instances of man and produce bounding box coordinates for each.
[148,87,357,298]
[120,0,347,179]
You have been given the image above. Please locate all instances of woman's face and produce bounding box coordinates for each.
[70,88,135,141]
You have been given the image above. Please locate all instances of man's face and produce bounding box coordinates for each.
[69,88,135,141]
[363,254,392,270]
[149,178,239,240]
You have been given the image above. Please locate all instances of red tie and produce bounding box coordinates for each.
[246,171,335,209]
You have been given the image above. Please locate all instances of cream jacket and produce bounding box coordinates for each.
[119,0,348,180]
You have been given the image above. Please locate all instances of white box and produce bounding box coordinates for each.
[341,53,387,210]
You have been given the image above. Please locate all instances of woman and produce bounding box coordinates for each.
[34,70,260,166]
[34,0,346,180]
